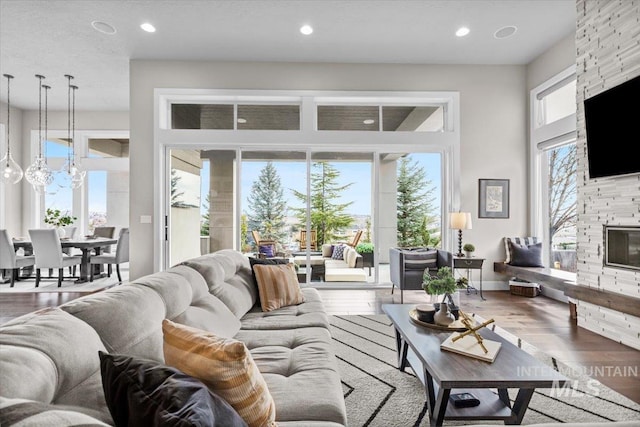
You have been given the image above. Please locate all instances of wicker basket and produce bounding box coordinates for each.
[509,280,541,297]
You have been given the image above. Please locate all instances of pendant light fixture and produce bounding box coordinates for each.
[65,74,85,188]
[25,74,54,192]
[1,74,23,184]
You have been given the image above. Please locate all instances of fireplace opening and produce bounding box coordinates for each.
[605,226,640,271]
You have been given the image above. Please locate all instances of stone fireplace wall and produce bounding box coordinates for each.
[575,0,640,349]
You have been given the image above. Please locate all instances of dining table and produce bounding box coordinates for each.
[12,236,118,283]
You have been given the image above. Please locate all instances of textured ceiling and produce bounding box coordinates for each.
[0,0,576,111]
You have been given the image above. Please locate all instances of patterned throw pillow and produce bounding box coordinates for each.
[99,352,247,427]
[508,241,544,267]
[162,320,277,427]
[253,263,305,312]
[504,237,539,263]
[331,244,346,260]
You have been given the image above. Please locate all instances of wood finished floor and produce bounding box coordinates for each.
[1,287,638,405]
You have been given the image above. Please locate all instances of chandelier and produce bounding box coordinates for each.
[1,74,23,184]
[24,74,54,192]
[64,74,85,188]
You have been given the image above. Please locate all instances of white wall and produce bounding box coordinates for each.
[130,60,528,280]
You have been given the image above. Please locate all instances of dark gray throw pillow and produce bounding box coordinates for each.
[249,256,290,282]
[99,352,247,427]
[508,241,544,267]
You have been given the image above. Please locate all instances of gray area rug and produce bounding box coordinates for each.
[329,314,640,426]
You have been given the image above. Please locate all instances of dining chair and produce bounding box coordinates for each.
[28,229,82,287]
[90,227,129,283]
[93,226,116,253]
[61,226,77,257]
[0,229,35,287]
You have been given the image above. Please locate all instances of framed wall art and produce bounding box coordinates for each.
[478,179,509,218]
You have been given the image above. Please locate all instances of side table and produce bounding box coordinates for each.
[453,257,485,300]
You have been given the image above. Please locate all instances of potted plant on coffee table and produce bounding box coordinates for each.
[423,266,462,326]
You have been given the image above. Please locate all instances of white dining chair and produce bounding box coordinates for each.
[90,227,129,283]
[28,229,82,287]
[0,229,35,287]
[93,226,116,254]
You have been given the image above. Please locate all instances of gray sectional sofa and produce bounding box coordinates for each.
[0,249,347,426]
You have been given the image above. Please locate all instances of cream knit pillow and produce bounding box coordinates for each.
[162,319,277,427]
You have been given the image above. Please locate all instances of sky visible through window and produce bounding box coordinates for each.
[45,141,107,213]
[199,153,441,216]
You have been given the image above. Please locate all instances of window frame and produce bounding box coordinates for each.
[529,66,577,267]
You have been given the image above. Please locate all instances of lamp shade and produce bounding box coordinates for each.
[450,212,472,230]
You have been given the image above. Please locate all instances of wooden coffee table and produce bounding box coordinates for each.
[382,304,568,426]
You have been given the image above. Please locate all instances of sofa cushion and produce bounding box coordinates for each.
[60,284,166,362]
[0,397,109,426]
[182,251,258,318]
[253,263,305,312]
[235,327,347,425]
[241,288,329,330]
[99,351,247,427]
[0,307,111,422]
[163,319,277,427]
[403,249,438,270]
[508,240,544,267]
[135,265,241,338]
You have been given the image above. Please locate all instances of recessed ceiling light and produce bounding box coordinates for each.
[140,22,156,33]
[300,25,313,35]
[363,119,375,125]
[494,26,517,39]
[237,118,247,124]
[91,21,116,35]
[455,27,470,37]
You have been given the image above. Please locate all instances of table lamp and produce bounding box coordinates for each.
[450,212,472,257]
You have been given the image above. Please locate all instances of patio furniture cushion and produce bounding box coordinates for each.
[99,351,247,427]
[324,268,367,282]
[163,319,277,427]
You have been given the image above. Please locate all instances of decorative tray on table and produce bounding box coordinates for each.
[408,308,469,332]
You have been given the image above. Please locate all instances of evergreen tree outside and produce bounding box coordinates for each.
[200,193,210,236]
[291,162,355,246]
[247,162,287,244]
[397,155,439,247]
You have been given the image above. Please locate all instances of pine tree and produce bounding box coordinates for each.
[291,162,354,245]
[397,155,438,247]
[247,162,287,242]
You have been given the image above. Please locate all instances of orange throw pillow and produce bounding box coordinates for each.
[162,319,277,427]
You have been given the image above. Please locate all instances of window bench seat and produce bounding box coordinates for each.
[493,262,576,292]
[494,262,640,319]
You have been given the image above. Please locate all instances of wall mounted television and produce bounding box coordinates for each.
[584,74,640,179]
